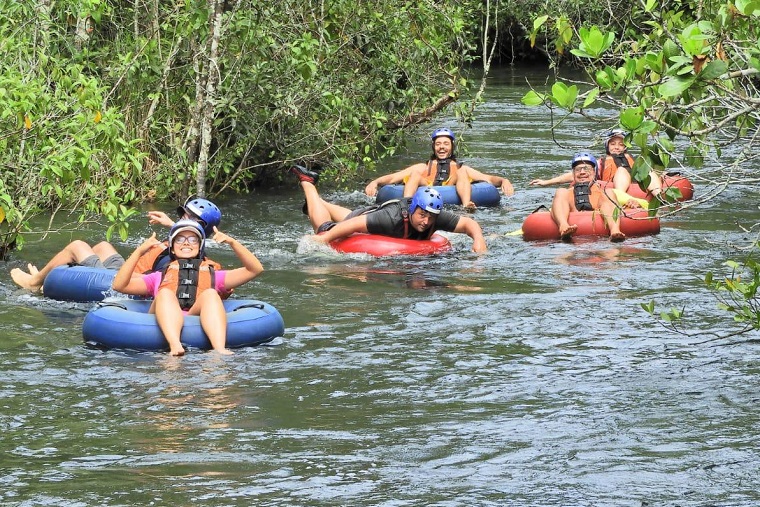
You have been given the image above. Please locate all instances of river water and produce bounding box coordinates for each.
[1,66,759,506]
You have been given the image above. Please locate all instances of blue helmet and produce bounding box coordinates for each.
[571,152,598,169]
[409,187,443,215]
[176,197,221,236]
[604,129,628,153]
[169,219,206,259]
[431,127,456,142]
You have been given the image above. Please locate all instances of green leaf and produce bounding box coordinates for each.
[659,76,696,97]
[620,107,644,130]
[521,90,546,106]
[582,88,599,108]
[698,60,728,80]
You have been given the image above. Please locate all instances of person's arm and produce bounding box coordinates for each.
[529,171,573,186]
[112,233,161,294]
[463,166,515,196]
[310,215,369,244]
[453,216,487,254]
[364,166,416,196]
[212,227,264,289]
[147,211,175,228]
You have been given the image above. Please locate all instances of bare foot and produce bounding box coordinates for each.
[610,231,626,242]
[11,264,43,292]
[464,201,477,213]
[169,347,186,356]
[559,224,578,240]
[215,348,234,356]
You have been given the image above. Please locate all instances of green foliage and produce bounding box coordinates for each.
[0,0,477,249]
[0,0,146,250]
[705,260,760,330]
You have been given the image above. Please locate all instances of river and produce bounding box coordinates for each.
[1,65,758,506]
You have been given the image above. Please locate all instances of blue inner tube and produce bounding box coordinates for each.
[43,265,120,302]
[82,299,285,351]
[375,182,501,207]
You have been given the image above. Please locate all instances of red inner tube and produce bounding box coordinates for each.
[330,233,452,256]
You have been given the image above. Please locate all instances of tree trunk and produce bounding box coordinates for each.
[195,0,224,198]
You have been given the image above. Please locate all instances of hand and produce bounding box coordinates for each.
[471,237,487,254]
[309,234,329,245]
[364,181,378,197]
[138,232,161,253]
[501,179,515,196]
[147,211,174,228]
[529,179,548,187]
[211,226,234,245]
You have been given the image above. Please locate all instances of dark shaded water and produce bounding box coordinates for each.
[1,66,759,506]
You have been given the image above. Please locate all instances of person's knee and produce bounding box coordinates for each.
[67,239,91,252]
[198,288,220,302]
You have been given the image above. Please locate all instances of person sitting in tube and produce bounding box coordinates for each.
[112,220,264,356]
[549,152,637,242]
[289,164,487,253]
[364,127,514,211]
[530,129,663,203]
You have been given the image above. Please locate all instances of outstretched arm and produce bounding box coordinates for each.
[364,165,420,196]
[463,166,514,196]
[212,227,264,289]
[529,171,573,186]
[112,233,161,295]
[453,216,487,254]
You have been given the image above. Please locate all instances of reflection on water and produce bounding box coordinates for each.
[1,66,760,506]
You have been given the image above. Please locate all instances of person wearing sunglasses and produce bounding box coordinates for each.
[112,219,264,356]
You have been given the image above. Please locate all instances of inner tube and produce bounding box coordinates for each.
[521,210,660,241]
[82,299,285,351]
[627,173,694,201]
[330,233,451,256]
[42,265,120,302]
[375,182,501,207]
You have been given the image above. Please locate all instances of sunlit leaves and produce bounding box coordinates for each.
[570,26,615,59]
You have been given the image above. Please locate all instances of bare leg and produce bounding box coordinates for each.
[11,240,97,292]
[455,170,475,211]
[92,241,121,261]
[601,188,626,242]
[403,168,424,198]
[647,170,663,198]
[550,188,577,238]
[300,181,351,232]
[154,287,186,356]
[612,167,632,192]
[191,289,232,355]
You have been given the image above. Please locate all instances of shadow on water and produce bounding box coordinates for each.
[1,65,759,506]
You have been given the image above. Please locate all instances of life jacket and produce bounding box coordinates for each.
[420,159,460,186]
[572,182,603,211]
[159,258,217,310]
[597,153,635,182]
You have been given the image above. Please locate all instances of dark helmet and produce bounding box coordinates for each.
[571,152,598,169]
[169,219,206,259]
[176,197,221,236]
[409,187,443,215]
[604,129,628,154]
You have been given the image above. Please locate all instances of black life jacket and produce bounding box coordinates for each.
[160,258,216,311]
[573,183,594,211]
